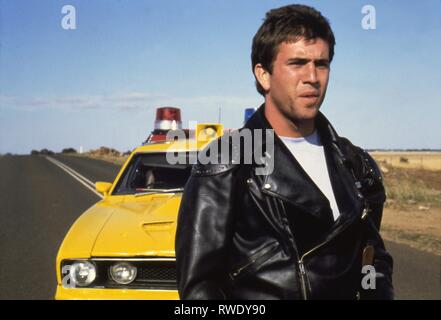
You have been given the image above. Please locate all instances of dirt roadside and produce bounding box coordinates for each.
[381,207,441,256]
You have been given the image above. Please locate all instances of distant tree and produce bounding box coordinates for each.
[40,149,54,155]
[62,148,77,154]
[31,150,40,155]
[96,146,121,156]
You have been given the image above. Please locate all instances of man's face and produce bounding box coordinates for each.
[263,38,330,123]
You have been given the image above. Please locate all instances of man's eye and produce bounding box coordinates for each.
[316,62,330,68]
[288,60,307,66]
[289,62,305,68]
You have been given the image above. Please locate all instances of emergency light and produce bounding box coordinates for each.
[145,107,183,143]
[244,108,257,124]
[145,107,224,144]
[154,107,182,131]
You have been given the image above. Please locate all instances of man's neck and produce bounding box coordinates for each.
[264,102,316,138]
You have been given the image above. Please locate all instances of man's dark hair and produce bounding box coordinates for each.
[251,4,336,96]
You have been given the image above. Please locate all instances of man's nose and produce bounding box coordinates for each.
[304,63,319,86]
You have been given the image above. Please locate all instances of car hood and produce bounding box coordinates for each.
[90,193,182,258]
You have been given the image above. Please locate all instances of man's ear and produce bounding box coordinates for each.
[254,63,271,92]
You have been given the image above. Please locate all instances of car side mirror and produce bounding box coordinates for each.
[95,182,112,197]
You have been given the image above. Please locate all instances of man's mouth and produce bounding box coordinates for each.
[299,92,320,103]
[299,91,319,98]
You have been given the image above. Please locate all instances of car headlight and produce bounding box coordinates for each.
[109,262,137,285]
[70,261,96,287]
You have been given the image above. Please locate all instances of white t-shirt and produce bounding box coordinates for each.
[280,130,340,221]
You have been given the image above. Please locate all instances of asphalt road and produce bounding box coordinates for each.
[0,154,439,300]
[0,155,118,300]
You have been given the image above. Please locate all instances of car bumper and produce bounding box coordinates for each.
[55,285,179,300]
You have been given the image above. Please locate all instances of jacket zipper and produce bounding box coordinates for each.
[230,241,279,279]
[294,143,370,299]
[231,260,255,278]
[298,260,309,299]
[249,176,369,300]
[296,206,370,299]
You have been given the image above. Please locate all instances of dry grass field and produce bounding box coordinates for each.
[70,149,129,166]
[371,151,441,171]
[79,153,129,166]
[371,152,441,255]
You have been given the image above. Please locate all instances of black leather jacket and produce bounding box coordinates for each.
[175,105,393,300]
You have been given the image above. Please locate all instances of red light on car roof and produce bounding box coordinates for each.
[154,107,182,130]
[156,107,181,121]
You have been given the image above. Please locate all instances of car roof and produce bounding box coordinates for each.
[131,138,213,154]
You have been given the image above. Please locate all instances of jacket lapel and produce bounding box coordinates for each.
[261,137,335,225]
[315,113,364,225]
[244,105,363,226]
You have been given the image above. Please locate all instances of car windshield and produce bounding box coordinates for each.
[112,152,194,195]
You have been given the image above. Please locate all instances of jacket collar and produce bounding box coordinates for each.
[243,104,363,226]
[244,103,341,147]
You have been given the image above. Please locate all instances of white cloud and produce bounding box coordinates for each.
[0,92,260,114]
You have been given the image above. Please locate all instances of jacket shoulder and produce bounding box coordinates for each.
[191,131,243,177]
[337,137,385,199]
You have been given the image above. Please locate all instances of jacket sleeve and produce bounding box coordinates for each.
[175,164,238,299]
[359,151,394,300]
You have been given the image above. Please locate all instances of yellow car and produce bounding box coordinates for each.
[55,107,224,299]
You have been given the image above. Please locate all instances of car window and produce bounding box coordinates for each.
[112,152,193,195]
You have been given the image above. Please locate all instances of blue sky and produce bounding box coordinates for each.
[1,0,440,154]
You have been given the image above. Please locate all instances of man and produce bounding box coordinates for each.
[175,4,393,300]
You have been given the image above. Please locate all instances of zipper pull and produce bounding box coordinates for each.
[232,258,256,278]
[298,260,306,274]
[361,204,371,220]
[361,208,368,220]
[298,260,309,300]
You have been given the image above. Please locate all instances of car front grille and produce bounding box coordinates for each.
[92,258,177,289]
[136,263,177,283]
